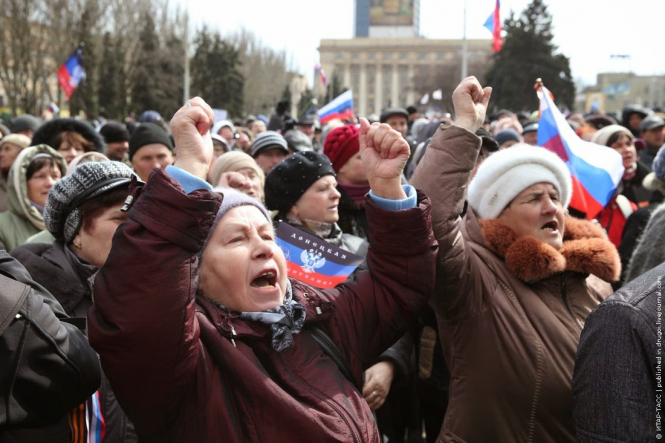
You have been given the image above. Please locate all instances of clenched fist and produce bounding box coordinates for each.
[359,118,409,200]
[170,97,215,180]
[452,76,492,133]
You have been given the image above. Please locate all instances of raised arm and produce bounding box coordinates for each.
[409,77,491,321]
[88,98,221,432]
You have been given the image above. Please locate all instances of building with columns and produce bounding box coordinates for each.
[317,38,492,116]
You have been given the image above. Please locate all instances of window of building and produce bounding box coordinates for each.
[336,52,343,60]
[437,52,444,60]
[400,52,407,60]
[368,52,375,60]
[352,52,359,60]
[419,52,427,60]
[383,52,391,60]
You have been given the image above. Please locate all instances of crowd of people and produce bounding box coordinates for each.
[0,76,663,442]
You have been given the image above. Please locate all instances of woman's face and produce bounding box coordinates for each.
[236,167,263,200]
[336,152,367,185]
[199,206,288,312]
[27,163,61,207]
[609,133,636,171]
[0,143,22,172]
[58,140,85,164]
[289,175,340,224]
[73,202,128,267]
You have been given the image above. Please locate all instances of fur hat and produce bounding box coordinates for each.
[209,151,264,188]
[468,144,572,219]
[264,151,335,214]
[32,118,104,152]
[590,125,632,147]
[251,131,288,158]
[323,124,359,173]
[44,161,136,243]
[128,123,173,161]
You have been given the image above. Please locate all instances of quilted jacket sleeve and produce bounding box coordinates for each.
[88,170,221,433]
[409,125,485,322]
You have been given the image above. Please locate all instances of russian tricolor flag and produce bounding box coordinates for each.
[483,0,503,53]
[275,222,363,289]
[318,90,354,124]
[57,47,86,100]
[537,84,624,219]
[315,64,327,86]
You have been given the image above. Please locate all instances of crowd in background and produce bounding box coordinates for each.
[1,77,664,442]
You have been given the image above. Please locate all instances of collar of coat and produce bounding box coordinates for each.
[477,215,621,283]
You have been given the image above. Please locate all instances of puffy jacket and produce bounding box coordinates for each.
[410,125,619,442]
[9,242,136,442]
[88,169,437,442]
[0,145,67,252]
[0,246,100,432]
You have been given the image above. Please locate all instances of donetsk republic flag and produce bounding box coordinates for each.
[275,222,363,289]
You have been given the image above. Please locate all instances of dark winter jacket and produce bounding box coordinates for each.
[625,202,665,282]
[7,242,136,443]
[336,186,370,241]
[411,125,619,442]
[621,160,652,205]
[573,261,665,442]
[0,246,100,433]
[88,169,437,442]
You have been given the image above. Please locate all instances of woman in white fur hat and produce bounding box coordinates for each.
[410,77,620,442]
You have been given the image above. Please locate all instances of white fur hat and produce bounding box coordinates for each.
[468,144,572,219]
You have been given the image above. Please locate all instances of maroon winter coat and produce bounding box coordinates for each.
[88,169,437,442]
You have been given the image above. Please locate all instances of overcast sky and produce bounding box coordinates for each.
[184,0,665,88]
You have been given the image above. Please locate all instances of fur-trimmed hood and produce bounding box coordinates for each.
[32,118,105,152]
[479,216,621,283]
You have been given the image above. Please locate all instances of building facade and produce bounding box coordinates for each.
[580,73,665,114]
[317,38,492,116]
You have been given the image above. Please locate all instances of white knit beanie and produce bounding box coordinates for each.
[468,144,572,219]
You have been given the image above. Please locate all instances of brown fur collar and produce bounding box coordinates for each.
[478,216,621,283]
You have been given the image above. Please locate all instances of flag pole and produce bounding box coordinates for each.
[461,0,468,81]
[183,2,190,103]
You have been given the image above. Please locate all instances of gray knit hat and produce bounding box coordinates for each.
[44,161,137,242]
[251,131,288,158]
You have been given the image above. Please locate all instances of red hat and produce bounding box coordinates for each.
[324,125,359,173]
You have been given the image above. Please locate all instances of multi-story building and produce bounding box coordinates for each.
[580,73,665,114]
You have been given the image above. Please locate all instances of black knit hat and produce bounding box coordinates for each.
[264,151,335,214]
[128,123,173,161]
[99,121,130,144]
[32,118,104,152]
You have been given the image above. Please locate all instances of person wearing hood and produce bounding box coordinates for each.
[638,115,665,169]
[9,161,138,442]
[410,77,619,442]
[128,123,174,181]
[0,134,31,212]
[31,118,104,164]
[0,145,67,251]
[212,120,236,148]
[87,97,436,442]
[621,104,651,137]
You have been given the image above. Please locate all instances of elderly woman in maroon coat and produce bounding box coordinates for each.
[88,97,437,442]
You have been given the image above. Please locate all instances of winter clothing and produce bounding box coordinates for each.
[0,146,67,252]
[65,152,111,176]
[87,168,437,442]
[380,108,409,123]
[0,134,32,212]
[522,122,538,134]
[621,105,651,136]
[324,125,359,173]
[32,118,104,152]
[590,124,632,147]
[336,184,370,240]
[625,202,665,282]
[620,160,652,205]
[250,131,288,158]
[209,186,271,233]
[99,121,130,144]
[212,119,235,136]
[494,128,521,146]
[410,125,619,442]
[467,144,572,219]
[265,151,336,214]
[639,115,665,133]
[209,151,264,188]
[0,122,11,137]
[283,129,314,152]
[128,123,173,161]
[573,262,665,442]
[43,162,135,243]
[138,111,162,124]
[10,115,40,135]
[0,245,100,432]
[596,194,637,248]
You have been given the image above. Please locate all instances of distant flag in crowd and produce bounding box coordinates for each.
[57,47,86,100]
[432,89,443,100]
[275,223,363,289]
[537,82,624,219]
[420,93,429,105]
[315,64,328,86]
[483,0,503,53]
[318,90,354,124]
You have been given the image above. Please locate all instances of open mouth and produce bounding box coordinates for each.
[541,220,559,232]
[250,269,277,290]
